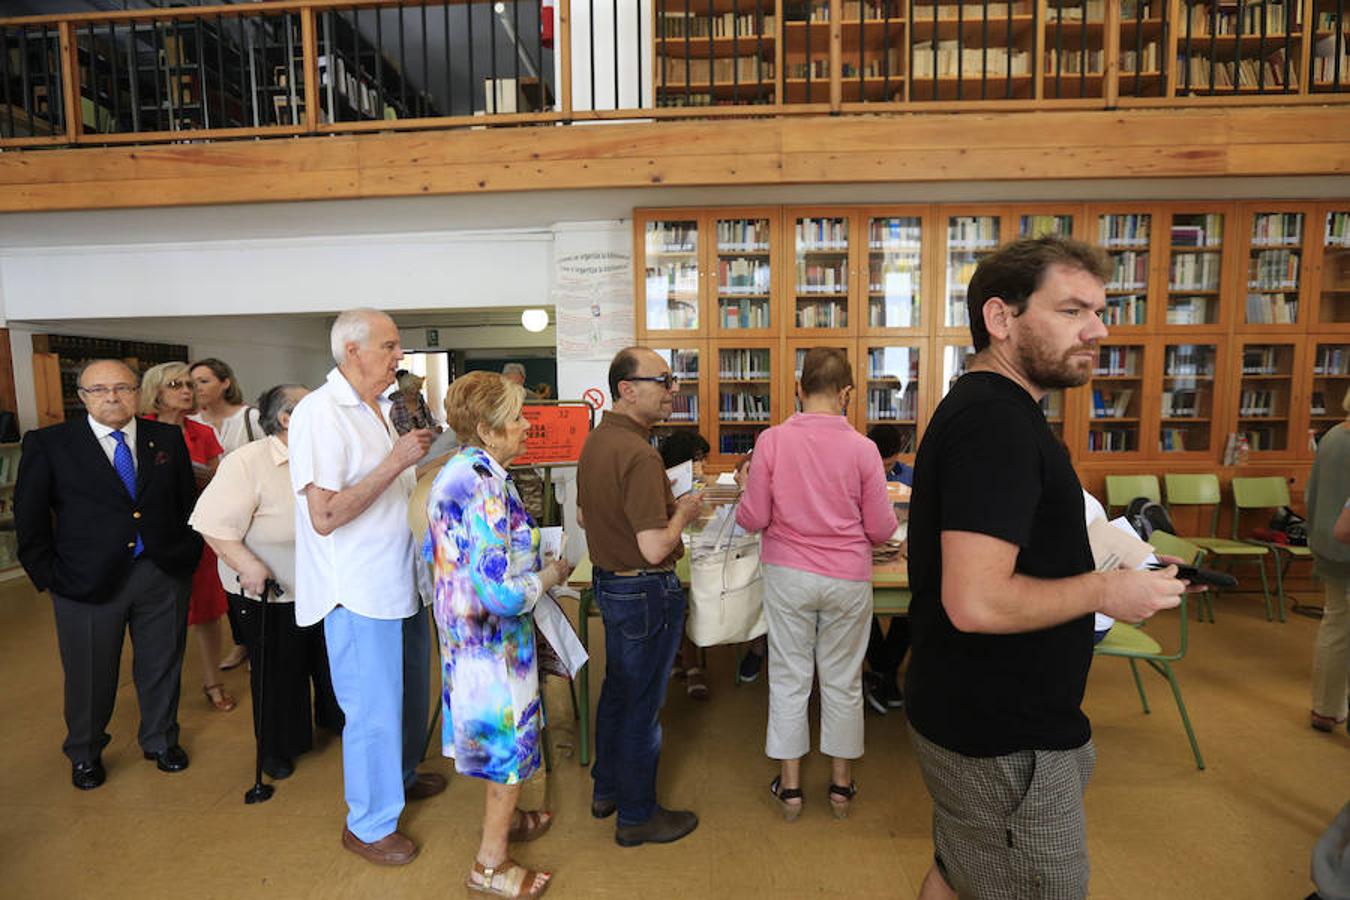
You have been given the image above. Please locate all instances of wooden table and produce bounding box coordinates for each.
[563,553,909,766]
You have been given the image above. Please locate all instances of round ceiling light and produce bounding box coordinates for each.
[521,309,549,333]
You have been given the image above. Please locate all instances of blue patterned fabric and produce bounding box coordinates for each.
[111,430,143,558]
[424,445,544,784]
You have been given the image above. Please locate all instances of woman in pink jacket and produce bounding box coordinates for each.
[735,347,898,822]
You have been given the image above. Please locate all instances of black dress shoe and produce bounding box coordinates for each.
[143,744,190,772]
[72,759,106,790]
[262,756,295,780]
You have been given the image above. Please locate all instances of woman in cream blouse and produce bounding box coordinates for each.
[190,384,342,780]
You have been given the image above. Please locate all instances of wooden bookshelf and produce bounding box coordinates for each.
[30,333,189,427]
[1237,201,1314,329]
[1314,204,1350,330]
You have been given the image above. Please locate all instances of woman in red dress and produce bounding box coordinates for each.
[140,362,236,712]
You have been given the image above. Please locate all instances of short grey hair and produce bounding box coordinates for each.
[256,384,307,436]
[502,362,526,379]
[330,308,387,365]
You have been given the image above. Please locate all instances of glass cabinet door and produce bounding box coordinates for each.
[714,216,774,333]
[649,346,704,440]
[1236,342,1296,453]
[1244,211,1304,325]
[944,215,1001,329]
[1098,212,1152,327]
[716,345,775,457]
[1087,344,1145,453]
[1311,342,1350,443]
[866,215,923,331]
[1167,212,1225,326]
[643,218,701,332]
[792,215,851,330]
[940,343,976,399]
[1158,343,1217,454]
[787,342,855,416]
[863,343,923,453]
[1318,209,1350,327]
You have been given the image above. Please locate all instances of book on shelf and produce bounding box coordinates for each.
[1044,49,1104,75]
[1315,346,1349,374]
[1312,36,1350,83]
[719,349,772,380]
[718,391,772,421]
[646,222,697,253]
[1104,295,1147,326]
[948,217,1000,248]
[1046,0,1107,22]
[1092,388,1134,418]
[1088,427,1136,451]
[866,386,919,420]
[1179,0,1301,37]
[1093,347,1139,376]
[796,262,848,292]
[796,301,848,327]
[717,219,770,251]
[1121,0,1154,19]
[1241,346,1281,374]
[668,350,700,379]
[908,2,1026,21]
[1161,389,1201,418]
[1326,212,1350,246]
[1244,293,1298,324]
[1247,248,1299,288]
[661,55,775,85]
[796,218,849,250]
[1250,212,1303,245]
[719,431,760,454]
[1171,215,1223,246]
[659,11,776,39]
[1240,427,1283,451]
[1160,428,1192,451]
[1099,214,1152,246]
[721,299,771,329]
[1181,53,1298,90]
[1107,250,1149,289]
[1164,344,1211,375]
[1022,215,1074,238]
[719,258,771,295]
[668,394,700,421]
[647,263,700,295]
[1166,296,1213,325]
[1120,42,1161,74]
[1169,251,1221,290]
[1239,388,1279,417]
[870,219,923,247]
[911,43,1031,78]
[1040,391,1063,418]
[1311,391,1327,416]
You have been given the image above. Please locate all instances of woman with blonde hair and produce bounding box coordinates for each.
[735,347,897,820]
[425,371,572,898]
[141,362,236,713]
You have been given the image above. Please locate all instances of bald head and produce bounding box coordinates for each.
[78,359,140,429]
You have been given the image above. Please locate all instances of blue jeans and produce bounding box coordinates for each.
[590,569,685,827]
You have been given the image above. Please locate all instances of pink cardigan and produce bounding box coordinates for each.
[735,413,898,582]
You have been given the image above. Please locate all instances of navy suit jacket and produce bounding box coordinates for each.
[14,416,202,602]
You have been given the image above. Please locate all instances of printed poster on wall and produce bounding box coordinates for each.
[553,227,633,361]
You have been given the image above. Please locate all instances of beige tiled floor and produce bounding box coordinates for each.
[2,577,1345,899]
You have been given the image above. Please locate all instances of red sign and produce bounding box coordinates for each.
[582,387,606,410]
[515,403,593,466]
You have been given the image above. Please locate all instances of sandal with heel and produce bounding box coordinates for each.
[466,858,551,898]
[507,809,553,843]
[769,776,804,822]
[828,782,857,820]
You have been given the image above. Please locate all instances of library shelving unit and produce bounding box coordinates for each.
[1239,203,1311,328]
[782,0,836,104]
[0,442,19,574]
[1117,0,1167,98]
[654,0,778,107]
[1042,0,1108,100]
[31,334,189,427]
[787,209,857,334]
[1315,206,1350,328]
[634,200,1345,477]
[1311,0,1350,91]
[1165,208,1232,328]
[1084,339,1148,455]
[648,342,708,447]
[1173,0,1305,95]
[909,0,1038,100]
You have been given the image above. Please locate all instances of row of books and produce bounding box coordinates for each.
[1180,0,1300,37]
[1244,294,1299,324]
[1120,42,1161,75]
[866,388,919,420]
[719,300,772,329]
[658,11,775,40]
[665,351,699,379]
[1107,251,1149,290]
[1092,388,1135,419]
[646,299,699,330]
[1171,215,1224,246]
[909,2,1029,21]
[1159,428,1197,451]
[1094,346,1141,375]
[947,216,1000,248]
[1166,297,1218,324]
[1161,389,1206,418]
[1088,428,1136,451]
[646,222,698,253]
[796,301,850,327]
[867,348,922,378]
[1180,55,1298,90]
[842,51,905,80]
[719,431,760,454]
[717,219,770,251]
[1310,391,1331,417]
[660,56,774,85]
[1044,48,1104,75]
[1314,345,1350,374]
[718,392,772,421]
[1046,0,1107,23]
[1169,251,1222,290]
[1021,215,1073,238]
[868,299,921,327]
[1099,213,1152,247]
[796,263,848,291]
[1238,389,1282,417]
[718,258,771,294]
[910,43,1032,77]
[796,218,850,250]
[788,0,903,21]
[1121,0,1154,19]
[1313,50,1350,83]
[1247,249,1300,288]
[1250,211,1303,245]
[1164,345,1215,375]
[870,218,923,247]
[871,256,921,280]
[1103,295,1148,325]
[1241,346,1285,374]
[1239,427,1284,451]
[667,395,700,422]
[946,258,981,293]
[646,264,700,294]
[1041,392,1064,418]
[719,350,773,380]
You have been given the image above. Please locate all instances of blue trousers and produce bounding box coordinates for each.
[590,569,685,827]
[325,605,427,843]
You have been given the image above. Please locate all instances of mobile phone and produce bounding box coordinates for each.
[1146,562,1237,589]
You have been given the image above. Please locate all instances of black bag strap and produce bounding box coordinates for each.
[243,406,256,442]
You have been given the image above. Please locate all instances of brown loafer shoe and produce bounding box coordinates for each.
[341,825,418,866]
[406,771,447,801]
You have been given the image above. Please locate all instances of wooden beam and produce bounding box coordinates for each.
[0,106,1346,212]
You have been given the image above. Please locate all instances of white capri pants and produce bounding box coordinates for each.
[762,562,873,760]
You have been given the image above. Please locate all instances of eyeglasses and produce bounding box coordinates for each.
[165,379,191,390]
[78,384,138,397]
[623,373,679,390]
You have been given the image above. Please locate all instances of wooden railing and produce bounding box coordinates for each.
[0,0,1345,149]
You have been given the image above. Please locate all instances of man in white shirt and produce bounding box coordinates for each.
[289,308,438,865]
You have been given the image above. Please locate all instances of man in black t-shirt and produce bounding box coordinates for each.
[906,236,1188,900]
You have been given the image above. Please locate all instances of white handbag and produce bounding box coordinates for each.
[687,504,767,648]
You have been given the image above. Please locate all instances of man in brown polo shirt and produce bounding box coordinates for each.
[577,346,703,847]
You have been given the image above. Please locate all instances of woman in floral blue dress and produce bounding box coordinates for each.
[426,371,571,899]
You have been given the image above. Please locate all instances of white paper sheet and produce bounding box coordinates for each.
[665,460,693,497]
[533,591,589,678]
[538,526,564,560]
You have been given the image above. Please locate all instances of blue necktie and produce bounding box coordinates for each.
[111,430,143,558]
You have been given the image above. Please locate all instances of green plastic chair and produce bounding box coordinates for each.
[1104,474,1162,515]
[1231,476,1314,622]
[1093,532,1205,770]
[1163,473,1273,622]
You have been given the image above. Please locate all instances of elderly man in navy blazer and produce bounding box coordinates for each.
[15,359,202,790]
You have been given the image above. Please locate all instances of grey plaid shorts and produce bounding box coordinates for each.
[908,724,1096,900]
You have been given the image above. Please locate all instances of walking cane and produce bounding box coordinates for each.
[245,579,280,805]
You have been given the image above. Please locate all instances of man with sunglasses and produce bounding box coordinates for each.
[577,347,704,847]
[15,359,201,790]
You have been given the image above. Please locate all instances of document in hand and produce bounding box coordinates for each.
[1087,517,1160,572]
[533,591,588,678]
[666,460,694,497]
